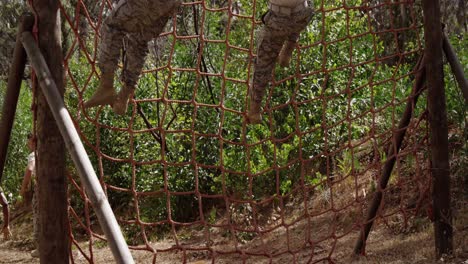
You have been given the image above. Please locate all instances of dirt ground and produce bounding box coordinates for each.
[2,145,467,264]
[1,197,467,264]
[0,247,37,264]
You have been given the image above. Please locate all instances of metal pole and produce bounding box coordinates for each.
[422,0,453,258]
[21,31,135,264]
[0,14,34,183]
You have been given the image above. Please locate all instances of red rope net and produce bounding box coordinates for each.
[57,0,431,262]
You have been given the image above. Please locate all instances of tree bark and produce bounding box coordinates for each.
[22,29,135,264]
[30,1,70,262]
[0,14,34,183]
[442,32,468,103]
[422,0,453,258]
[353,55,426,255]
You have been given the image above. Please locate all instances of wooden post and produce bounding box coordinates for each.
[353,56,426,255]
[29,2,69,262]
[21,32,135,264]
[0,14,34,182]
[422,0,453,258]
[442,32,468,103]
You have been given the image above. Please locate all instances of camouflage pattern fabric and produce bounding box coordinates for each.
[251,3,314,103]
[98,0,181,88]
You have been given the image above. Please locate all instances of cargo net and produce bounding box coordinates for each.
[58,0,430,263]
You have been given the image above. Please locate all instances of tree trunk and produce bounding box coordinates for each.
[31,1,70,263]
[422,0,453,258]
[0,14,34,183]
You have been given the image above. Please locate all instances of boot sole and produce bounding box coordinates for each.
[83,93,116,108]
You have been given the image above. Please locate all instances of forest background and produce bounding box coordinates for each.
[0,0,466,244]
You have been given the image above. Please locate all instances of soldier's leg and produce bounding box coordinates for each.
[278,35,299,68]
[112,34,148,115]
[113,0,181,115]
[113,14,174,115]
[84,6,127,108]
[0,191,11,240]
[278,6,315,67]
[248,25,286,124]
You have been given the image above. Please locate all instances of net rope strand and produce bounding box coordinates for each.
[35,0,435,262]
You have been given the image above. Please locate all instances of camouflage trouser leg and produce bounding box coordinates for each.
[122,15,171,88]
[252,31,286,103]
[98,22,125,74]
[98,0,180,85]
[251,6,315,103]
[32,187,39,248]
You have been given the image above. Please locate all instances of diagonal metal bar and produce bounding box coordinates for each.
[21,31,134,264]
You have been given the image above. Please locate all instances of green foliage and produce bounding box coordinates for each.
[3,0,467,244]
[305,171,327,192]
[337,150,362,177]
[444,34,468,127]
[0,0,27,76]
[60,0,430,224]
[0,82,33,201]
